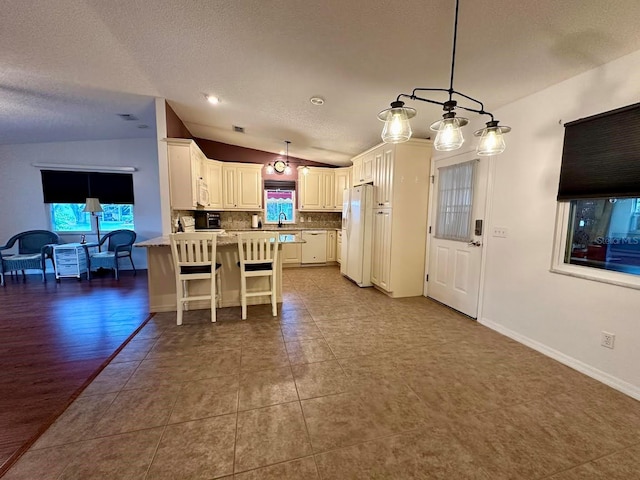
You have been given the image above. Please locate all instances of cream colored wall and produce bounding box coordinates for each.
[470,48,640,398]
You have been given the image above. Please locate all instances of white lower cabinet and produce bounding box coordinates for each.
[337,230,342,264]
[327,230,337,262]
[371,210,392,290]
[280,232,302,266]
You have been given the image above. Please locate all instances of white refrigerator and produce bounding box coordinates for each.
[340,184,373,287]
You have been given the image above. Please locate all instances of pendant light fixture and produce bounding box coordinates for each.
[284,140,292,175]
[377,0,510,155]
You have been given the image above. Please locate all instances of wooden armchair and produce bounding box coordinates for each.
[0,230,61,286]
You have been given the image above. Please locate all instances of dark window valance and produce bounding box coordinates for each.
[557,102,640,200]
[264,180,296,191]
[41,170,135,204]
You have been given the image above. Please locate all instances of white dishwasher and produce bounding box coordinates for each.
[301,230,327,264]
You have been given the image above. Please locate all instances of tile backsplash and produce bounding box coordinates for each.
[172,210,341,231]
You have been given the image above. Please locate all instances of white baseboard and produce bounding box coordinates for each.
[479,317,640,402]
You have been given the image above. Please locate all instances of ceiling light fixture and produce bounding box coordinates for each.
[301,166,310,176]
[284,141,292,175]
[377,0,510,155]
[265,163,274,174]
[205,94,220,105]
[310,96,325,106]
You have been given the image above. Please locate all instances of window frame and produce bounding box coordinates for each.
[47,202,135,234]
[550,202,640,290]
[263,189,296,225]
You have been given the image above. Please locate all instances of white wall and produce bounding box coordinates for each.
[475,48,640,398]
[0,138,162,271]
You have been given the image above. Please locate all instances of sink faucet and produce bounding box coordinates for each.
[278,212,287,228]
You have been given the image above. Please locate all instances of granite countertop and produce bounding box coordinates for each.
[136,233,305,248]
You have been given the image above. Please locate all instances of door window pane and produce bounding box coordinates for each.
[435,161,476,241]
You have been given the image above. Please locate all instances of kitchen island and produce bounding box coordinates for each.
[136,233,303,313]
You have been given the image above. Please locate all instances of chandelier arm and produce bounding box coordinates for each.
[450,90,487,114]
[455,104,495,121]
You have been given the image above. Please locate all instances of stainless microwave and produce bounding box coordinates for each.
[194,211,221,229]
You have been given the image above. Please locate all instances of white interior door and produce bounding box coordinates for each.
[426,152,488,318]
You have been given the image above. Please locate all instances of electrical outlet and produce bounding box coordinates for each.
[300,216,305,223]
[601,331,615,349]
[492,227,508,238]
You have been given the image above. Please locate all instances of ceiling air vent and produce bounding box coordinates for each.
[233,125,245,133]
[117,114,139,121]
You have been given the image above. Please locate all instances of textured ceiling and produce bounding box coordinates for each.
[2,0,640,164]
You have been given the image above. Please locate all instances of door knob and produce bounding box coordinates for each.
[467,241,482,247]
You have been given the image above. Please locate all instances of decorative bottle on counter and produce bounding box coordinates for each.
[258,218,262,228]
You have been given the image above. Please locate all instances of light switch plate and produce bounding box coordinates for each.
[492,227,508,238]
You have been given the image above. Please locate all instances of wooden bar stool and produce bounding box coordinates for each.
[236,232,279,320]
[169,232,221,325]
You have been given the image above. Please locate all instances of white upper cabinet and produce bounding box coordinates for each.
[298,167,338,211]
[351,151,375,186]
[167,139,205,210]
[334,167,351,209]
[203,159,223,209]
[222,163,263,210]
[373,145,394,208]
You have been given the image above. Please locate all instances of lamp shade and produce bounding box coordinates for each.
[378,101,416,144]
[474,121,511,156]
[83,197,103,213]
[431,115,468,151]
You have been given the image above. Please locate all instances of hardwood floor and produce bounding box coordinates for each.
[0,271,150,475]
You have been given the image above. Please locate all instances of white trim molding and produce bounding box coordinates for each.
[480,316,640,401]
[32,162,137,172]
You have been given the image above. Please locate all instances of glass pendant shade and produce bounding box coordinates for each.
[284,163,292,175]
[265,164,274,174]
[378,102,416,144]
[474,121,511,156]
[302,166,310,176]
[431,116,466,151]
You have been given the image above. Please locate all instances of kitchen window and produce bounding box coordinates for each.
[264,180,295,224]
[552,102,640,288]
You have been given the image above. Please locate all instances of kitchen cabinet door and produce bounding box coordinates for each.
[236,165,262,209]
[326,230,337,262]
[371,209,392,291]
[280,232,302,265]
[321,171,335,209]
[204,160,223,209]
[298,168,323,210]
[167,139,203,210]
[336,230,342,264]
[351,157,363,186]
[374,146,394,208]
[222,163,262,210]
[361,151,375,184]
[334,167,351,210]
[222,165,237,208]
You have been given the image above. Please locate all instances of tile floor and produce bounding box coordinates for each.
[4,266,640,479]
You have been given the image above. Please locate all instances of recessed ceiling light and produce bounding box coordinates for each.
[310,96,325,106]
[205,95,220,105]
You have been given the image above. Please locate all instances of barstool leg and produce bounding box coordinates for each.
[210,270,216,323]
[176,276,183,326]
[240,275,247,320]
